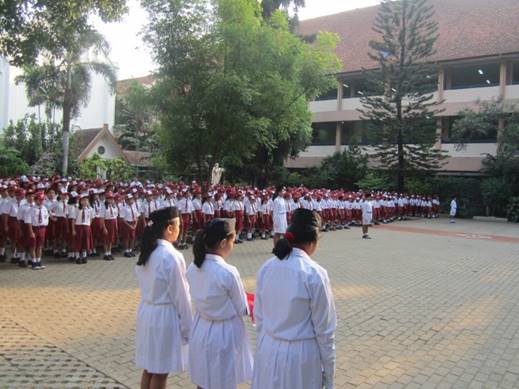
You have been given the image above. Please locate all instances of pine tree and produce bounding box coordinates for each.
[359,0,446,192]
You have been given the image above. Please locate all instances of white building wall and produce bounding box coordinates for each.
[83,136,121,160]
[0,56,115,132]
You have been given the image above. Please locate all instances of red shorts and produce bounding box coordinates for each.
[34,226,47,248]
[46,219,56,243]
[8,216,19,244]
[214,210,221,218]
[18,221,26,247]
[104,219,118,245]
[75,225,93,251]
[194,210,203,230]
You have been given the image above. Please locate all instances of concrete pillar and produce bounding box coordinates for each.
[337,78,343,111]
[335,122,342,152]
[435,118,443,149]
[499,60,508,100]
[437,68,444,102]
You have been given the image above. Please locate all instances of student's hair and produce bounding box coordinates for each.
[273,185,283,199]
[137,206,180,266]
[273,208,321,260]
[193,218,235,268]
[78,197,89,210]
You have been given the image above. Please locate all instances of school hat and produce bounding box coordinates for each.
[105,191,114,199]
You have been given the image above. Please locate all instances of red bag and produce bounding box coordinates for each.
[246,292,255,324]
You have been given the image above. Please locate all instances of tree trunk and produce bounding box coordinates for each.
[61,68,72,176]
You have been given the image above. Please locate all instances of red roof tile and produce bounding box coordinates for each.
[299,0,519,74]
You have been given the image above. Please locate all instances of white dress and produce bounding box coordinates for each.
[272,196,288,234]
[361,200,373,226]
[186,254,253,389]
[134,240,193,374]
[252,248,337,389]
[450,199,457,217]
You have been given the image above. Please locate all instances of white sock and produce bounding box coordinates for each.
[20,253,25,261]
[81,250,87,258]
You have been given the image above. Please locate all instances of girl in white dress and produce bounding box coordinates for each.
[135,207,193,389]
[187,218,253,389]
[252,208,337,389]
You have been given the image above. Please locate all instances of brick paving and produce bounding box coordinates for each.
[1,217,519,388]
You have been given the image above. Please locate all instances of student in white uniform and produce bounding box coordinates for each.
[450,195,457,223]
[252,208,336,389]
[187,219,253,389]
[361,192,374,239]
[135,207,192,389]
[271,186,288,247]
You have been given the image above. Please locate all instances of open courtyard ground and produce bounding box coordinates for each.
[1,217,519,389]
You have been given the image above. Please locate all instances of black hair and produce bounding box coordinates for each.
[273,208,321,260]
[273,185,283,199]
[137,206,180,266]
[193,218,235,268]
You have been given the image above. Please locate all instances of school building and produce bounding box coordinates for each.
[287,0,519,175]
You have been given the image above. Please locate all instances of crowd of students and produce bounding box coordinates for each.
[0,175,442,270]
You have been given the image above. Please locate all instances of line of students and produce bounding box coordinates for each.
[0,176,442,269]
[135,207,336,389]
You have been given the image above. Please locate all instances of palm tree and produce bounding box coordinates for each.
[16,29,117,175]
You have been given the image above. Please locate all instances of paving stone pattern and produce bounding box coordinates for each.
[1,217,519,388]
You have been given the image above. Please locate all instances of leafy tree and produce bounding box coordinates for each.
[356,171,393,191]
[114,81,158,152]
[261,0,305,19]
[3,115,62,165]
[106,158,135,181]
[0,145,30,177]
[317,147,368,189]
[143,0,339,185]
[16,29,117,175]
[359,0,446,192]
[0,0,127,67]
[79,154,108,180]
[453,100,519,197]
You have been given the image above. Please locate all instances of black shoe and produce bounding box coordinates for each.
[109,255,115,261]
[103,255,110,261]
[0,254,5,262]
[68,256,75,262]
[81,257,87,264]
[76,258,82,264]
[129,251,136,257]
[123,252,132,258]
[11,257,19,264]
[19,260,28,268]
[362,235,372,239]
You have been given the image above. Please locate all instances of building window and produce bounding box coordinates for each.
[511,61,519,85]
[445,63,500,90]
[341,121,383,145]
[315,87,337,101]
[342,78,377,98]
[311,122,337,145]
[441,116,497,143]
[97,146,106,155]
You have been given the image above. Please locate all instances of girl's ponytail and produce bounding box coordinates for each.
[193,229,207,268]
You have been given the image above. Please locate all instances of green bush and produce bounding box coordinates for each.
[356,171,392,191]
[506,197,519,223]
[431,176,483,218]
[480,177,511,217]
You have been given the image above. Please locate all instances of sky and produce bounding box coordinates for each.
[94,0,381,80]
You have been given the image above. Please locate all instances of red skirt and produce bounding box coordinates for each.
[54,217,69,241]
[247,215,257,231]
[136,217,145,239]
[194,210,203,230]
[104,219,118,245]
[75,225,93,252]
[91,218,104,242]
[18,221,26,247]
[122,222,136,241]
[46,219,56,243]
[235,210,244,232]
[181,214,191,232]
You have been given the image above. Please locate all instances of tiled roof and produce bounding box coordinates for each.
[299,0,519,74]
[122,150,152,167]
[72,128,102,153]
[116,75,155,95]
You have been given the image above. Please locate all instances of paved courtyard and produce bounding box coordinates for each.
[1,217,519,389]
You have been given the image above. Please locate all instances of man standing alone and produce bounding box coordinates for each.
[450,195,457,223]
[361,193,373,239]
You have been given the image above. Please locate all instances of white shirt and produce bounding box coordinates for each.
[102,204,119,220]
[244,200,258,215]
[177,198,194,214]
[122,203,140,222]
[135,239,192,343]
[28,205,50,227]
[272,196,287,215]
[75,206,94,226]
[187,254,248,321]
[202,201,214,215]
[255,248,336,388]
[52,200,68,218]
[361,200,373,216]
